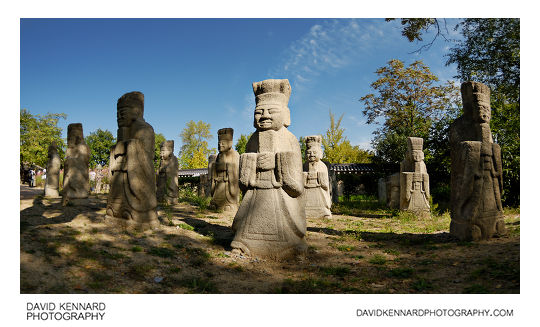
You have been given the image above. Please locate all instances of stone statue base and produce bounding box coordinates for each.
[450,213,506,241]
[106,204,158,229]
[44,188,60,198]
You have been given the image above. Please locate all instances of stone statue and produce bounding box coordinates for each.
[95,164,104,194]
[302,135,331,218]
[44,142,61,198]
[106,91,158,227]
[62,123,90,202]
[210,128,240,212]
[399,137,430,216]
[386,173,400,209]
[449,82,505,240]
[156,140,179,205]
[231,79,307,259]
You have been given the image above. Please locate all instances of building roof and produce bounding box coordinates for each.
[177,168,208,177]
[328,163,376,174]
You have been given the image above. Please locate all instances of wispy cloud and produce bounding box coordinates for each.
[270,19,396,91]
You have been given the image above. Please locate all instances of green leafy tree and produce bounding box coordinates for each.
[234,133,252,155]
[321,110,372,163]
[20,108,67,167]
[389,18,520,206]
[154,133,167,170]
[360,59,460,164]
[178,120,215,169]
[85,129,116,169]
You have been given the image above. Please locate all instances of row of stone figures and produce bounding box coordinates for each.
[42,79,506,260]
[377,81,506,241]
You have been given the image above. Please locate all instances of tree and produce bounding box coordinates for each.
[234,133,252,155]
[360,60,460,164]
[154,133,167,170]
[178,120,215,169]
[389,18,520,206]
[20,109,67,167]
[85,129,115,169]
[321,110,372,163]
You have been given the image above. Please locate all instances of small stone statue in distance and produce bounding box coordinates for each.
[231,79,307,259]
[302,135,332,218]
[44,142,61,198]
[449,81,505,240]
[62,123,90,203]
[156,140,179,205]
[210,128,240,212]
[399,137,430,216]
[106,91,158,227]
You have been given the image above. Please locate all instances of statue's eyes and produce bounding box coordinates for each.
[254,110,263,115]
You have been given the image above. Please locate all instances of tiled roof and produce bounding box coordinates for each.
[177,168,208,177]
[329,163,375,173]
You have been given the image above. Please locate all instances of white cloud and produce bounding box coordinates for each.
[269,19,398,90]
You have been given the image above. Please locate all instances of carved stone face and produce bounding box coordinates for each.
[306,147,321,162]
[160,147,172,160]
[254,105,284,131]
[411,150,424,162]
[472,95,491,123]
[117,105,141,128]
[218,138,232,153]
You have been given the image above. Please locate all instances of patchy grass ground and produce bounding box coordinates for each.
[20,189,519,294]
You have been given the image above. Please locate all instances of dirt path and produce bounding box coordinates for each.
[20,193,520,294]
[20,184,44,200]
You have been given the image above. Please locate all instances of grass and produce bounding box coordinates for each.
[319,266,351,278]
[368,254,387,265]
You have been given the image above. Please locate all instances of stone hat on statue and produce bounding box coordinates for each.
[218,128,234,141]
[252,79,292,127]
[117,91,145,115]
[161,140,174,151]
[305,135,322,148]
[407,137,424,151]
[461,82,490,114]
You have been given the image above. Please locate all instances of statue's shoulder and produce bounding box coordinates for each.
[131,120,155,138]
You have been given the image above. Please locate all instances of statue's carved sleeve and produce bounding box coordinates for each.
[423,173,430,199]
[228,152,240,199]
[276,150,304,198]
[318,168,329,191]
[239,153,257,192]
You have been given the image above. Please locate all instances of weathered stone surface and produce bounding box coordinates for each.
[210,128,239,212]
[156,140,179,205]
[62,123,90,202]
[449,82,505,240]
[44,142,61,198]
[94,165,104,193]
[378,177,387,204]
[399,137,430,216]
[328,169,339,203]
[231,79,307,259]
[106,91,158,227]
[386,173,400,209]
[302,135,331,218]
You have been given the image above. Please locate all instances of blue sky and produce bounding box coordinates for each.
[20,18,460,153]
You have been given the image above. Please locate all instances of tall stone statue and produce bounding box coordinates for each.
[44,142,61,198]
[106,91,158,227]
[399,137,430,216]
[449,82,505,240]
[231,79,307,259]
[303,135,331,218]
[210,128,240,212]
[157,140,179,205]
[62,123,90,202]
